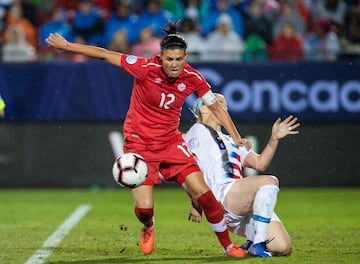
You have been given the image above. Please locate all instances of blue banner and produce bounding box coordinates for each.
[0,61,359,122]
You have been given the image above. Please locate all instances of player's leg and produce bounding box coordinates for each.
[182,171,247,257]
[266,217,292,256]
[124,139,160,255]
[132,185,155,255]
[223,175,279,257]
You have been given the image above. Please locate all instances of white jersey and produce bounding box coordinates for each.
[185,123,249,203]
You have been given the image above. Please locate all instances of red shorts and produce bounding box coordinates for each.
[123,134,200,186]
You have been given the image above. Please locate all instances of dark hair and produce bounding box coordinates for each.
[160,20,187,51]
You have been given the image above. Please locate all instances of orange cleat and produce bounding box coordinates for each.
[224,244,248,258]
[139,228,154,255]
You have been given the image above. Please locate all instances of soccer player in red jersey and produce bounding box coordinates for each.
[46,21,247,257]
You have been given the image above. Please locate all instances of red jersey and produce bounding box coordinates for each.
[120,54,210,146]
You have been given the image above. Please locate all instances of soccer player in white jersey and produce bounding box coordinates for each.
[185,94,300,257]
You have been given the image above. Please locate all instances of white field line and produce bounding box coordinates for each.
[24,204,92,264]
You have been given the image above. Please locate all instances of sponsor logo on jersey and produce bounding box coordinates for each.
[178,82,186,91]
[155,78,162,84]
[126,55,138,64]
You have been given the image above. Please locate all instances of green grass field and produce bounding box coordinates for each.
[0,188,359,264]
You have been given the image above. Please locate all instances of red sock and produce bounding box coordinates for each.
[197,190,232,249]
[135,207,154,229]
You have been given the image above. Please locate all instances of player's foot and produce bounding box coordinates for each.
[240,240,253,250]
[224,244,247,258]
[139,228,154,255]
[248,242,272,258]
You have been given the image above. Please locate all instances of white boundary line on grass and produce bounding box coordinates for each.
[25,204,92,264]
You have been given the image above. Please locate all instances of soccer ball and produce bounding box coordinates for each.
[112,153,148,188]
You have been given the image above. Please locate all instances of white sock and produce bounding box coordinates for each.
[245,217,254,242]
[252,184,279,244]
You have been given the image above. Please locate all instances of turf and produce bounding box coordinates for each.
[0,188,359,264]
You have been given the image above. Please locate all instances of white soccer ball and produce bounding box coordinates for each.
[112,153,148,188]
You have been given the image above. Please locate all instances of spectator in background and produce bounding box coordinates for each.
[131,27,160,58]
[0,91,5,119]
[72,0,104,45]
[260,0,280,19]
[1,24,36,62]
[2,4,37,48]
[272,0,305,40]
[182,0,211,24]
[203,13,244,62]
[242,34,268,61]
[162,0,184,21]
[304,18,340,61]
[293,0,313,33]
[0,1,10,47]
[0,1,11,25]
[53,0,78,12]
[201,0,244,37]
[243,0,273,45]
[233,0,280,21]
[312,0,347,29]
[344,0,360,7]
[38,8,72,46]
[11,0,38,27]
[302,0,317,11]
[92,0,115,19]
[103,0,140,47]
[268,22,304,61]
[339,7,360,58]
[107,29,130,53]
[232,0,250,14]
[53,0,113,17]
[137,0,174,38]
[38,8,73,61]
[179,17,206,62]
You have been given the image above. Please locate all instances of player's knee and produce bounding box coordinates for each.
[262,175,279,187]
[278,241,292,256]
[270,239,292,256]
[270,175,279,187]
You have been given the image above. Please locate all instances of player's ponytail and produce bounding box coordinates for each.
[160,20,187,51]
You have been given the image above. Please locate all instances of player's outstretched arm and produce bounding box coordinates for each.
[46,33,123,67]
[207,101,243,146]
[244,115,300,171]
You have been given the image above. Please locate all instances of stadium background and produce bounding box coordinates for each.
[0,60,359,188]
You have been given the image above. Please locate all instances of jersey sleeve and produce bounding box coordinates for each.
[196,80,211,98]
[184,123,209,157]
[120,55,148,80]
[238,146,250,164]
[185,65,211,98]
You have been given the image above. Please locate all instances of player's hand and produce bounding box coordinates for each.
[272,115,300,140]
[233,137,244,147]
[240,138,252,150]
[46,33,69,50]
[188,204,202,223]
[233,137,251,150]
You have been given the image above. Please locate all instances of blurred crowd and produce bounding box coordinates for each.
[0,0,359,63]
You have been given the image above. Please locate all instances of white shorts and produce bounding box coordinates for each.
[223,208,281,239]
